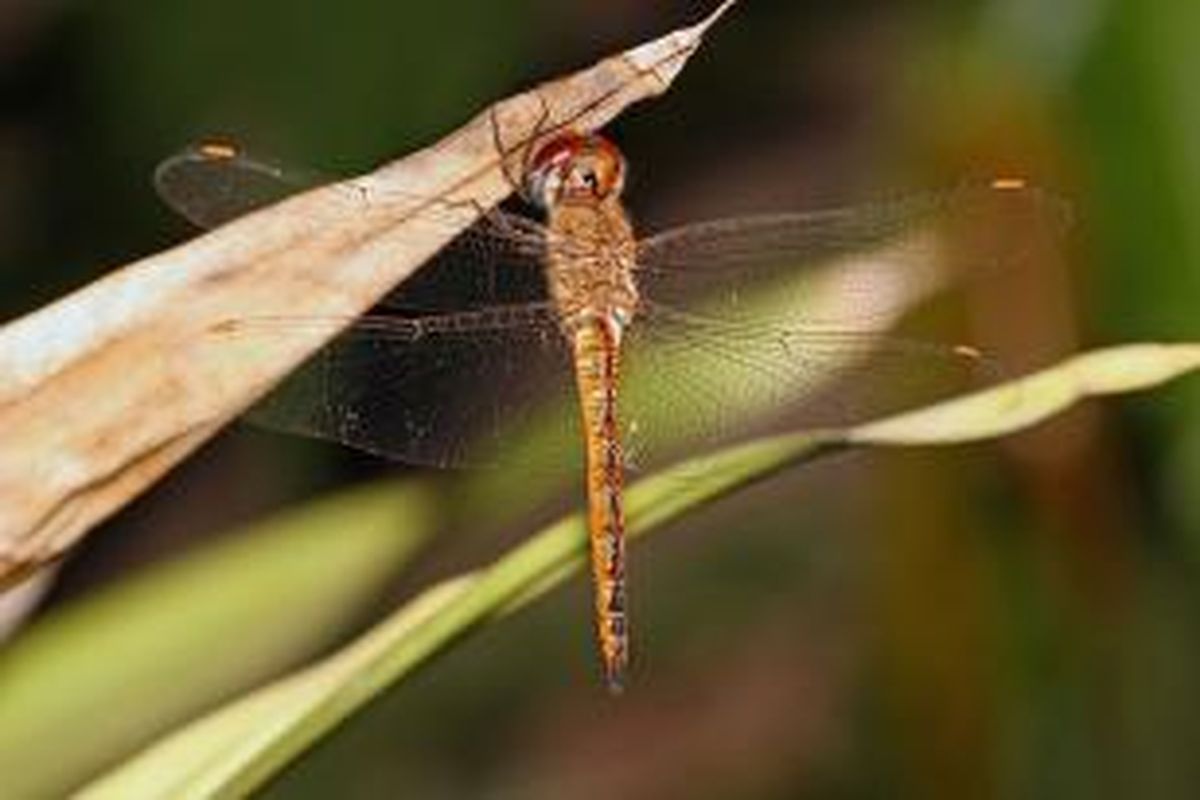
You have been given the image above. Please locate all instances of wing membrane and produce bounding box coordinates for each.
[155,141,555,308]
[218,303,578,469]
[635,183,1066,324]
[617,303,986,469]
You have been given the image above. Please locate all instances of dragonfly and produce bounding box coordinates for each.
[156,134,1053,692]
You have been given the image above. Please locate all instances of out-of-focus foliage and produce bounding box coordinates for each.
[1,1,1198,798]
[0,482,437,799]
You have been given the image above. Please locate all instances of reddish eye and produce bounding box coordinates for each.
[524,132,626,206]
[529,133,587,174]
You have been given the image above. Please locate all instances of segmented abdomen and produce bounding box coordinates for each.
[570,314,629,693]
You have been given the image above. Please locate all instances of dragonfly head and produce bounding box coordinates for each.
[524,132,626,210]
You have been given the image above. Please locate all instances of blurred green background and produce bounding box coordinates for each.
[1,0,1198,797]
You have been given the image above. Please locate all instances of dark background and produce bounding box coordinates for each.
[2,0,1199,797]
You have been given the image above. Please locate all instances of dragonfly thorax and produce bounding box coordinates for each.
[544,199,640,335]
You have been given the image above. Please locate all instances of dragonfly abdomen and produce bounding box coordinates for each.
[570,314,629,693]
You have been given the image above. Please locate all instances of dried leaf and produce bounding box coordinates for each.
[0,1,738,584]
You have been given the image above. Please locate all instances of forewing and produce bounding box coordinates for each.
[635,182,1065,325]
[154,141,551,272]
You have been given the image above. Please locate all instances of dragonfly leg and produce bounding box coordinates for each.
[519,92,554,184]
[489,91,554,199]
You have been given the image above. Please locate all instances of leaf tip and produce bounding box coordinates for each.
[698,0,740,33]
[621,0,739,93]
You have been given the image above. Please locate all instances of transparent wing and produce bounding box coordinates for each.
[635,182,1066,325]
[158,139,574,309]
[218,303,580,469]
[618,303,985,471]
[153,140,553,273]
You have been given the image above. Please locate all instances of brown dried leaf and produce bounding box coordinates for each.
[0,1,738,585]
